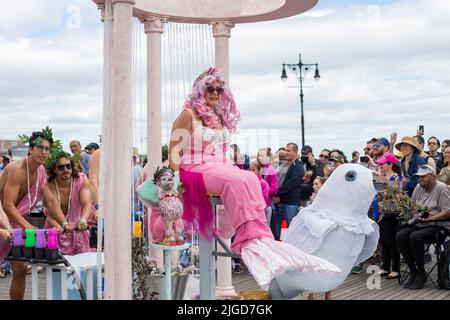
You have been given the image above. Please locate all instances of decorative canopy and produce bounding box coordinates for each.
[131,0,319,23]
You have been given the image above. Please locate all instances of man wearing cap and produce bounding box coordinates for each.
[69,140,91,177]
[373,138,390,160]
[299,145,323,206]
[395,164,450,290]
[85,142,100,156]
[364,137,391,170]
[395,136,427,196]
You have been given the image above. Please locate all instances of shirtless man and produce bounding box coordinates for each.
[45,152,92,255]
[0,131,73,300]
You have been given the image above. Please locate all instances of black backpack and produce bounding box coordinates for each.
[437,240,450,289]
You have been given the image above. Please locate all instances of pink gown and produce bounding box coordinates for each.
[262,164,278,204]
[179,109,340,289]
[44,173,93,255]
[0,165,47,264]
[258,175,270,208]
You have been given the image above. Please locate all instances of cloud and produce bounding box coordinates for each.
[228,0,450,155]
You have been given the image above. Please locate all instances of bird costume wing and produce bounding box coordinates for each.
[285,208,337,254]
[354,219,380,265]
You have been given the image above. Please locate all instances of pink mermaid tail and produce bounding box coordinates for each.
[241,238,340,290]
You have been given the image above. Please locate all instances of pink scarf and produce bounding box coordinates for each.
[179,168,215,240]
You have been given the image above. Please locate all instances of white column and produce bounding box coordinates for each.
[143,16,166,177]
[103,0,134,300]
[211,20,236,297]
[142,16,168,270]
[97,0,111,300]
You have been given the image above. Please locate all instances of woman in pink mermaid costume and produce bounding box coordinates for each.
[168,67,340,290]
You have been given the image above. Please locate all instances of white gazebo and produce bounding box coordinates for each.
[92,0,318,300]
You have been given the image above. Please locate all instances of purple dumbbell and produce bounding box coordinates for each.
[35,229,46,260]
[11,228,24,258]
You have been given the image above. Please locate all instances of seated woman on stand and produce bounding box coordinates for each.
[167,67,339,289]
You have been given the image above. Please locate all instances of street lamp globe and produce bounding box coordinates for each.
[314,64,321,81]
[281,65,288,81]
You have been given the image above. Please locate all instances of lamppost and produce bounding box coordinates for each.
[281,53,320,147]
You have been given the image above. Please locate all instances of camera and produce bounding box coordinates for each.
[407,208,430,226]
[360,156,369,163]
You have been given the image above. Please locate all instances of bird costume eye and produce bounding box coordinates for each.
[345,170,357,181]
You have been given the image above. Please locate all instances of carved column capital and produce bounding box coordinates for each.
[93,0,106,22]
[210,21,235,38]
[142,16,168,34]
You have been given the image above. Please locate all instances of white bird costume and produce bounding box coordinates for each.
[270,164,380,299]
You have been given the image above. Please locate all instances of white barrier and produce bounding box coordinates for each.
[27,252,104,300]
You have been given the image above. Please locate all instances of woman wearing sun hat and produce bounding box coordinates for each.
[395,137,427,196]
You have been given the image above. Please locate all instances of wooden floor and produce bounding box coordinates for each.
[232,262,450,300]
[1,261,449,300]
[0,270,47,300]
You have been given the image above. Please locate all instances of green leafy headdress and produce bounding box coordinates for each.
[18,126,61,150]
[17,126,79,170]
[45,149,81,172]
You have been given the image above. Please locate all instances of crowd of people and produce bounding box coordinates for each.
[228,131,450,294]
[1,66,449,300]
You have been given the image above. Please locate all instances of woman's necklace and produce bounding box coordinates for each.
[56,178,73,217]
[26,157,40,215]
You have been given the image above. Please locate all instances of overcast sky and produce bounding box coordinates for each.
[1,0,449,158]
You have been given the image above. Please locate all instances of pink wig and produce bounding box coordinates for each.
[184,69,240,133]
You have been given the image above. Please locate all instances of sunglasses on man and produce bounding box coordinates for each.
[56,164,72,171]
[319,154,329,159]
[206,86,224,95]
[36,145,51,152]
